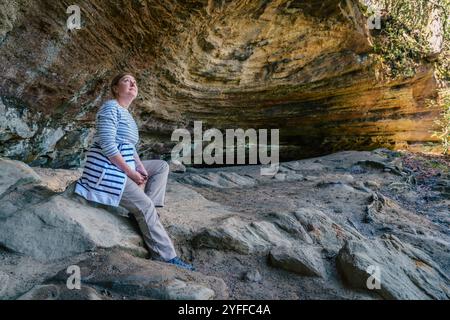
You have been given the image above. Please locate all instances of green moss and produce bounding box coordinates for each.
[368,0,449,80]
[362,0,450,154]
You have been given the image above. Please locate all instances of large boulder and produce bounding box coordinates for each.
[269,245,325,277]
[182,172,256,189]
[0,157,41,195]
[337,234,450,300]
[294,207,365,253]
[192,216,293,254]
[0,158,146,261]
[19,249,228,300]
[17,284,105,300]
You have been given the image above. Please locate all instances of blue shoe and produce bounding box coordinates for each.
[167,257,195,271]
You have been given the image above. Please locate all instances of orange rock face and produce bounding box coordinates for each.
[0,0,442,166]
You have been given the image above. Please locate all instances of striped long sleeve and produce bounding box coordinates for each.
[93,100,140,158]
[96,101,121,157]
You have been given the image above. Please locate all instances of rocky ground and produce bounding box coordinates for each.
[0,149,449,300]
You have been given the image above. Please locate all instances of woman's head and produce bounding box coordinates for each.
[110,73,138,100]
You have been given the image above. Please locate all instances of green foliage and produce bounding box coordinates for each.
[361,0,449,153]
[368,0,449,79]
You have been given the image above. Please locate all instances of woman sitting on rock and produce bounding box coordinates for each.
[74,72,194,271]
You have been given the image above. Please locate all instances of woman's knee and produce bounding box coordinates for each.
[143,159,169,174]
[159,160,169,173]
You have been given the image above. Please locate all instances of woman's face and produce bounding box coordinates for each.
[115,75,138,99]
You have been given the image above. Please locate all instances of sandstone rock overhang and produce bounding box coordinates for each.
[0,0,442,167]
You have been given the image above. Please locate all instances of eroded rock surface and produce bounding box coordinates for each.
[337,235,450,300]
[19,249,227,300]
[0,158,146,261]
[0,0,443,167]
[1,149,449,300]
[160,149,449,299]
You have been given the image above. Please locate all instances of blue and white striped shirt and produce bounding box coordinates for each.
[74,99,139,207]
[93,99,139,157]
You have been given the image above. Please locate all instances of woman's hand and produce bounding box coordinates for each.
[128,170,147,186]
[136,164,148,179]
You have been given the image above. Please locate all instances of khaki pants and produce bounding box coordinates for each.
[119,160,176,261]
